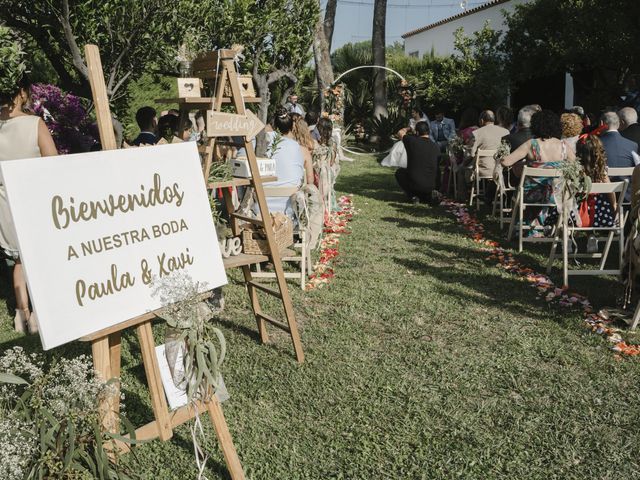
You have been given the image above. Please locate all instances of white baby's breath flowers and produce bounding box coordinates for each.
[0,416,36,480]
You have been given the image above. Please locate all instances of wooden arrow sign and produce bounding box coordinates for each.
[206,110,265,140]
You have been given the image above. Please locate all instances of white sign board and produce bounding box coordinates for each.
[0,142,227,350]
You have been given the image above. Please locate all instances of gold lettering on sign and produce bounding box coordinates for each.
[157,247,194,277]
[52,174,185,229]
[75,264,136,307]
[67,245,79,261]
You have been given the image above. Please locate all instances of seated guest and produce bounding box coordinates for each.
[132,106,158,145]
[560,112,584,153]
[409,107,430,132]
[396,122,440,205]
[496,105,514,132]
[264,108,305,215]
[430,110,456,151]
[600,111,639,201]
[544,134,616,233]
[501,110,575,229]
[600,111,639,169]
[470,110,510,184]
[577,135,616,226]
[157,113,180,143]
[290,114,316,185]
[619,107,640,148]
[458,107,479,145]
[305,111,321,141]
[501,105,537,181]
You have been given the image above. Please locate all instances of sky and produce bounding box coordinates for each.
[322,0,490,52]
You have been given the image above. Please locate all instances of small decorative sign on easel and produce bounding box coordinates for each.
[219,236,242,258]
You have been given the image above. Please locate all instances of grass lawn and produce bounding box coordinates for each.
[1,155,639,479]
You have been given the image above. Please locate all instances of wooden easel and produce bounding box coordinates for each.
[83,44,244,479]
[159,50,305,363]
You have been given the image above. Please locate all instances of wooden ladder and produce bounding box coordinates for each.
[206,50,305,363]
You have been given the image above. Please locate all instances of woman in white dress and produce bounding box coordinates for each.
[0,70,58,333]
[263,108,305,215]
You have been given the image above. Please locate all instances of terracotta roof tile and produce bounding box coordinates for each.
[401,0,512,39]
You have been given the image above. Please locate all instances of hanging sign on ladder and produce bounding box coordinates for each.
[206,110,265,140]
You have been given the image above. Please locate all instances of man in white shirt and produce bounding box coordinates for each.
[284,95,305,116]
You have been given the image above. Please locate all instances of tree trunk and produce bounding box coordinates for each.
[372,0,388,120]
[254,75,270,157]
[323,0,338,52]
[314,0,334,110]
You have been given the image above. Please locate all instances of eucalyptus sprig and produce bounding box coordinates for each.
[153,276,226,403]
[0,27,27,98]
[493,139,512,164]
[267,131,284,159]
[558,159,591,204]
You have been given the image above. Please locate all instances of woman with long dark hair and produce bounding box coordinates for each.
[502,110,575,230]
[0,28,57,333]
[262,107,305,215]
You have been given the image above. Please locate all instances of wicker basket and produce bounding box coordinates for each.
[242,214,294,255]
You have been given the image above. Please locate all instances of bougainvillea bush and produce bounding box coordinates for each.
[31,83,96,154]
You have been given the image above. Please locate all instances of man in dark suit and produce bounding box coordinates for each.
[619,107,640,149]
[502,105,536,151]
[600,111,639,169]
[500,105,538,184]
[396,122,441,205]
[132,106,158,146]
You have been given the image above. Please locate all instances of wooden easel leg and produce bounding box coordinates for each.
[109,332,122,417]
[136,321,173,441]
[92,336,120,434]
[207,396,245,480]
[242,265,269,343]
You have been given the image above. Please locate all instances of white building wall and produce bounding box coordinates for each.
[404,0,529,58]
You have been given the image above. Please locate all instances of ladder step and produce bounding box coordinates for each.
[247,281,282,299]
[256,313,291,333]
[231,213,264,226]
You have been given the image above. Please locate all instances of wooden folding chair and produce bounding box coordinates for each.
[468,149,497,209]
[492,165,517,230]
[507,166,561,252]
[251,185,312,290]
[546,180,628,287]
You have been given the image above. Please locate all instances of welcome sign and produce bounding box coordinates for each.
[0,142,227,350]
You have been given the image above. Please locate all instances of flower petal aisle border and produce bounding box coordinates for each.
[442,198,640,357]
[306,195,356,291]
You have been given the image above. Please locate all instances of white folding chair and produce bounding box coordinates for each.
[507,166,561,252]
[607,167,634,226]
[468,149,497,209]
[492,165,517,230]
[251,185,312,290]
[546,180,628,287]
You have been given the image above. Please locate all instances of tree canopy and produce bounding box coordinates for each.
[502,0,640,108]
[0,0,185,104]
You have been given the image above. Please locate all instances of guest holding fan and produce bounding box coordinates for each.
[0,28,58,333]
